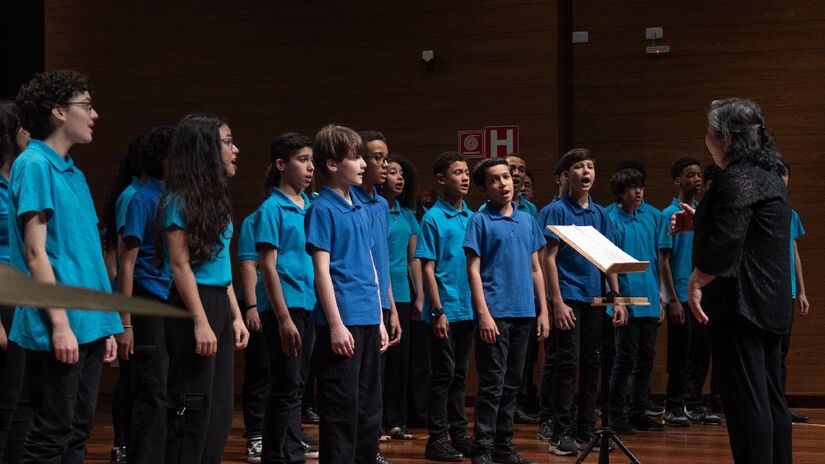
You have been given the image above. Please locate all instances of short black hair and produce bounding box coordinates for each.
[615,160,647,180]
[555,147,594,174]
[525,169,534,182]
[16,70,91,140]
[610,168,645,198]
[358,130,387,145]
[266,132,313,190]
[472,158,509,188]
[671,157,701,180]
[432,151,466,177]
[141,126,175,179]
[703,163,722,184]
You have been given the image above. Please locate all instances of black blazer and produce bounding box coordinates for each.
[693,160,792,334]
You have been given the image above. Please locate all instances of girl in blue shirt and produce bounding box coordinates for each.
[161,114,249,464]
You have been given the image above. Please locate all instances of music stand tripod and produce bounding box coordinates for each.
[575,283,642,464]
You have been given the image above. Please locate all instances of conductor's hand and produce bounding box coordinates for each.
[433,314,450,340]
[687,276,709,325]
[554,301,576,331]
[669,203,696,235]
[478,313,499,344]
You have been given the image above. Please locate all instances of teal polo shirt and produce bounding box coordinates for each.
[116,177,145,232]
[8,140,123,350]
[790,210,804,297]
[659,198,699,302]
[255,188,315,312]
[415,197,474,324]
[162,194,233,287]
[464,201,545,318]
[388,200,420,303]
[608,204,663,318]
[0,174,10,264]
[236,211,260,303]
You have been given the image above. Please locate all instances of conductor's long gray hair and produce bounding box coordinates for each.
[707,98,780,169]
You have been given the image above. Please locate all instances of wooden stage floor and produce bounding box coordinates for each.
[85,404,825,463]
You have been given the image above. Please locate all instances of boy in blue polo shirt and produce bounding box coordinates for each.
[540,148,626,455]
[416,151,475,461]
[305,124,388,464]
[9,70,122,462]
[606,168,666,434]
[464,158,549,464]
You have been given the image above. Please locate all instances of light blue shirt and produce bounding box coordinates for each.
[0,175,10,264]
[116,177,145,232]
[255,188,315,312]
[415,197,474,323]
[388,201,420,304]
[609,204,663,318]
[162,194,233,287]
[351,185,392,309]
[8,140,123,350]
[790,210,805,298]
[659,198,699,303]
[235,211,260,303]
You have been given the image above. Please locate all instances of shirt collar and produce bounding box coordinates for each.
[481,201,520,221]
[320,186,361,214]
[351,184,378,205]
[434,197,469,218]
[614,205,639,221]
[0,174,8,189]
[30,139,75,172]
[271,187,311,212]
[389,199,401,215]
[145,176,163,193]
[670,197,698,208]
[561,193,594,214]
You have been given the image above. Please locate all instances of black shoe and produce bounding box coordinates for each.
[610,417,637,435]
[451,434,474,456]
[110,446,127,464]
[513,408,541,425]
[685,406,722,425]
[630,414,665,431]
[708,393,723,413]
[302,406,320,423]
[663,407,691,427]
[491,450,538,464]
[549,431,579,456]
[471,452,493,464]
[301,441,319,459]
[642,399,664,417]
[426,437,464,462]
[536,419,554,441]
[376,452,391,464]
[790,409,809,423]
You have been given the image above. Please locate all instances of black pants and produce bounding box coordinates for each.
[315,324,382,464]
[551,301,602,434]
[539,301,555,422]
[383,302,412,429]
[608,317,658,420]
[472,317,531,455]
[517,317,539,411]
[685,315,711,409]
[427,319,474,440]
[407,319,431,427]
[128,283,169,464]
[779,302,794,400]
[709,316,791,464]
[666,302,711,409]
[242,306,270,439]
[20,338,106,464]
[111,357,131,449]
[262,309,315,464]
[0,308,32,464]
[165,285,234,464]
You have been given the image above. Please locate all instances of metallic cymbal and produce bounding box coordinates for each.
[0,264,189,318]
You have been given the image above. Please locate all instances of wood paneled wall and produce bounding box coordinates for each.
[571,0,825,396]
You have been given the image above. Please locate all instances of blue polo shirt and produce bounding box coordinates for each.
[0,175,10,264]
[540,193,614,303]
[608,205,662,318]
[388,200,420,303]
[415,197,474,324]
[116,177,145,232]
[479,193,538,219]
[351,185,392,309]
[235,211,259,303]
[790,210,805,298]
[305,187,380,326]
[464,201,545,318]
[255,188,315,312]
[8,140,123,350]
[659,198,699,302]
[122,177,171,300]
[162,194,233,287]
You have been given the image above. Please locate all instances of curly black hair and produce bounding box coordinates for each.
[385,154,418,210]
[141,126,175,179]
[15,70,91,140]
[161,114,232,266]
[0,101,21,164]
[101,135,145,251]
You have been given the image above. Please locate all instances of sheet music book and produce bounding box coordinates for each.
[547,225,649,274]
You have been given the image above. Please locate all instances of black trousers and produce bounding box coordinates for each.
[539,301,555,422]
[427,319,474,440]
[128,283,169,464]
[709,316,791,464]
[406,319,431,427]
[315,324,382,464]
[241,306,270,439]
[165,285,234,464]
[551,301,602,434]
[666,302,711,409]
[608,317,658,420]
[111,357,131,448]
[20,338,106,464]
[517,317,539,410]
[779,302,795,400]
[472,317,531,455]
[262,309,315,464]
[0,308,32,464]
[685,316,711,409]
[383,302,412,429]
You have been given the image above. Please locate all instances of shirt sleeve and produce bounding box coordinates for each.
[115,191,131,233]
[255,204,281,251]
[658,208,674,250]
[792,210,805,240]
[13,160,54,218]
[305,204,332,253]
[542,205,560,243]
[405,208,420,236]
[414,215,437,261]
[237,214,258,262]
[462,215,484,257]
[122,194,151,244]
[530,215,545,253]
[163,196,185,230]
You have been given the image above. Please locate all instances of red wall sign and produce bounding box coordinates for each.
[458,125,519,159]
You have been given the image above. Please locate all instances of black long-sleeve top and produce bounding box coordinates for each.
[692,159,792,334]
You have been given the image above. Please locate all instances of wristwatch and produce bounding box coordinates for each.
[430,306,444,319]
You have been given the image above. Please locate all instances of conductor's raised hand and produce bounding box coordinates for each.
[687,276,709,325]
[669,203,696,235]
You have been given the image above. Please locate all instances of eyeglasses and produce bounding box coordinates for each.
[220,137,234,147]
[367,153,388,164]
[63,100,94,114]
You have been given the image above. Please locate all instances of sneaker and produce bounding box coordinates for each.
[110,446,127,464]
[790,409,809,423]
[642,399,665,417]
[536,419,554,442]
[610,417,637,435]
[451,434,474,456]
[685,406,722,425]
[663,408,690,427]
[708,393,723,413]
[630,414,665,431]
[302,406,320,423]
[245,436,262,463]
[514,408,541,425]
[425,436,464,462]
[301,440,319,459]
[491,450,538,464]
[549,432,579,456]
[471,452,493,464]
[376,452,391,464]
